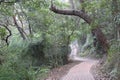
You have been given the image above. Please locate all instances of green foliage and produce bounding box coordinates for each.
[1,0,120,80]
[0,39,50,80]
[0,59,50,80]
[0,46,35,80]
[0,28,7,39]
[84,0,101,12]
[22,38,70,68]
[0,2,14,16]
[0,65,35,80]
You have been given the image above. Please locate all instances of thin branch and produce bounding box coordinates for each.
[4,26,12,45]
[19,3,32,35]
[0,22,12,45]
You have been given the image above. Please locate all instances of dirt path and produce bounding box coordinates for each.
[60,58,98,80]
[46,57,98,80]
[45,61,81,80]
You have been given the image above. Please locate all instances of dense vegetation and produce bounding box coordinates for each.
[0,0,119,80]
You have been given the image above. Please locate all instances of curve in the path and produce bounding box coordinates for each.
[61,59,97,80]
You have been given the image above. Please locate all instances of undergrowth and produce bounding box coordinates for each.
[103,40,120,80]
[0,36,69,80]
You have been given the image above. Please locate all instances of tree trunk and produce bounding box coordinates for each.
[92,27,109,54]
[69,0,75,9]
[13,16,27,40]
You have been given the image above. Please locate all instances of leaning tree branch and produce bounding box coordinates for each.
[50,3,109,54]
[50,4,92,24]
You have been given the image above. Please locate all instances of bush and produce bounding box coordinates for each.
[0,39,50,80]
[103,41,120,80]
[0,35,70,80]
[45,44,70,67]
[23,39,70,68]
[0,65,36,80]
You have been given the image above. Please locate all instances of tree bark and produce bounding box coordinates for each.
[50,5,92,24]
[92,27,109,54]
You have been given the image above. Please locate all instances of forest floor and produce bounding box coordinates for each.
[91,62,112,80]
[45,57,99,80]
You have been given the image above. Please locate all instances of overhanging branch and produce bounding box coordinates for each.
[50,5,92,24]
[50,3,109,54]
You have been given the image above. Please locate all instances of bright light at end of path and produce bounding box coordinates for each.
[60,0,69,3]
